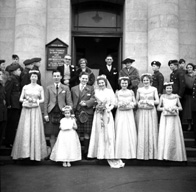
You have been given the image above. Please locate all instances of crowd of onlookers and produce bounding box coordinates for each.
[0,54,196,168]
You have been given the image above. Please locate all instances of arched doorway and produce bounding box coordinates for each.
[71,0,124,76]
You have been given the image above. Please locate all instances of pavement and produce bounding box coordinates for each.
[1,160,196,192]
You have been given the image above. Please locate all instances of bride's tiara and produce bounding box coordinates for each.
[29,70,39,74]
[97,75,107,80]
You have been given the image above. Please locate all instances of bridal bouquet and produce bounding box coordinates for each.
[22,96,39,108]
[95,101,107,114]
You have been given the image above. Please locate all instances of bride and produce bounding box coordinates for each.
[88,75,124,168]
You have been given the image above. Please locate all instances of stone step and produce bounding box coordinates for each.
[184,138,195,147]
[183,131,195,139]
[0,156,196,166]
[186,147,196,157]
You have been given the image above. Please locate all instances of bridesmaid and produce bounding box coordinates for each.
[136,73,159,160]
[115,76,137,161]
[157,82,187,161]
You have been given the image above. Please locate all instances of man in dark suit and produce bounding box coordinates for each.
[169,60,185,98]
[44,69,73,149]
[57,54,77,88]
[99,55,118,92]
[71,72,95,158]
[119,58,140,95]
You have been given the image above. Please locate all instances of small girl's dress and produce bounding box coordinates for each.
[157,94,187,161]
[50,117,81,162]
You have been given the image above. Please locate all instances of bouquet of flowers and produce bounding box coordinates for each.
[118,101,134,111]
[163,106,178,116]
[95,101,107,114]
[138,99,154,109]
[22,96,39,108]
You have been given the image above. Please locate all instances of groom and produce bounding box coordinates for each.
[71,72,95,159]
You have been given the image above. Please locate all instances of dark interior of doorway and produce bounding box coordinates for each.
[74,37,120,70]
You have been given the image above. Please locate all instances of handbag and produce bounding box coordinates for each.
[78,111,89,123]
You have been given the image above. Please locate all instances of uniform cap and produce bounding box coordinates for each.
[9,63,20,72]
[31,57,41,63]
[151,61,161,67]
[168,60,179,66]
[23,59,34,66]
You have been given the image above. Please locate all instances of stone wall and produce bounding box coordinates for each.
[123,0,148,77]
[179,0,196,65]
[0,0,16,64]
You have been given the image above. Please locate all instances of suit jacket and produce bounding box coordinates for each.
[5,74,21,109]
[44,83,73,116]
[57,65,77,88]
[99,65,118,91]
[119,67,140,90]
[71,85,95,115]
[170,69,185,98]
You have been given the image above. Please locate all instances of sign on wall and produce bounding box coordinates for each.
[46,38,68,70]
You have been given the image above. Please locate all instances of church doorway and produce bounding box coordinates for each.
[71,0,124,76]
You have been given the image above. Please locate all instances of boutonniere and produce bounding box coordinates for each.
[62,90,66,94]
[113,72,117,75]
[87,93,91,96]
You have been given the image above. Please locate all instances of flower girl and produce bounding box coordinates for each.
[50,106,81,167]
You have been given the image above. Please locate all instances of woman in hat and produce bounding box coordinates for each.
[88,75,124,168]
[182,63,196,131]
[11,70,48,161]
[136,73,159,160]
[75,58,95,86]
[157,82,187,161]
[115,76,137,162]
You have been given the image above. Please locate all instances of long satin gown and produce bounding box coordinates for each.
[136,86,158,160]
[11,84,48,161]
[115,89,137,159]
[157,94,187,161]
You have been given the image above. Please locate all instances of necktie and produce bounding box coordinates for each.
[56,84,59,103]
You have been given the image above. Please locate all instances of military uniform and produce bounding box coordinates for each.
[152,71,164,95]
[5,72,21,147]
[170,69,185,98]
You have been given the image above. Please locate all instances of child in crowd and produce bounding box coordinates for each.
[157,82,187,161]
[50,106,81,167]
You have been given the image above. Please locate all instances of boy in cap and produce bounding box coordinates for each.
[32,57,41,85]
[151,61,164,96]
[119,58,140,95]
[169,60,185,98]
[4,64,22,148]
[20,59,34,89]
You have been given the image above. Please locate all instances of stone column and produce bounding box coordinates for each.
[123,0,148,75]
[14,0,47,84]
[148,0,179,80]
